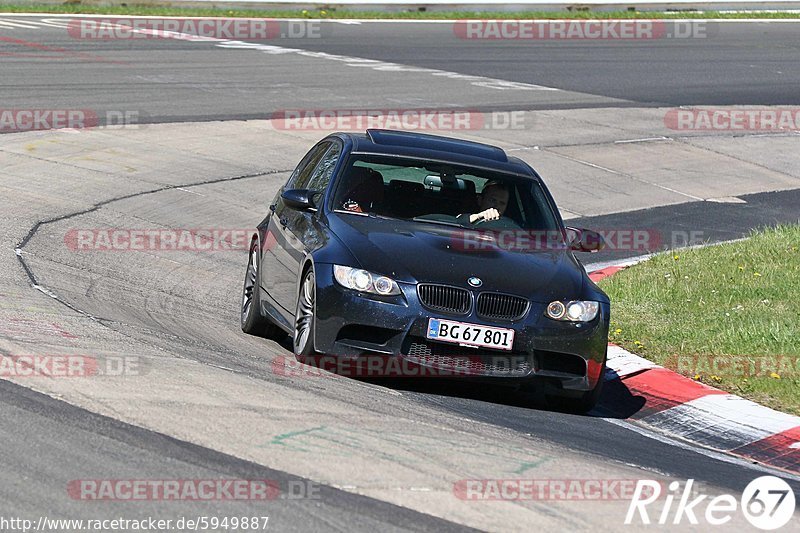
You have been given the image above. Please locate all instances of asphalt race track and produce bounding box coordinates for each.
[1,14,800,532]
[2,18,800,122]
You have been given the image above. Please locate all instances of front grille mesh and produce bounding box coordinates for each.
[417,284,471,314]
[405,341,531,377]
[477,293,529,321]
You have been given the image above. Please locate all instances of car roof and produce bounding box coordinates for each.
[333,129,537,178]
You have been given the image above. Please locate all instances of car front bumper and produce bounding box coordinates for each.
[312,263,609,392]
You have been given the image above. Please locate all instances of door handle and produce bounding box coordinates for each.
[279,216,288,228]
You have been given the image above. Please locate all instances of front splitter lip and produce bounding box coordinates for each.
[296,348,599,392]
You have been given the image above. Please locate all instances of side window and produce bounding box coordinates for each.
[287,141,331,189]
[298,142,342,192]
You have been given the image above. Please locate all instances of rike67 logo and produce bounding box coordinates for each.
[626,476,796,530]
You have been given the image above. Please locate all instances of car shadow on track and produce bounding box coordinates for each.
[291,359,649,419]
[592,377,648,419]
[368,377,646,418]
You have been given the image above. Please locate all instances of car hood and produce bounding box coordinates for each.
[327,214,586,302]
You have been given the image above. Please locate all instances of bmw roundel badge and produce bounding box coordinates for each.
[467,277,482,288]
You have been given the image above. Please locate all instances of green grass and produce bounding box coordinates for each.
[2,4,800,19]
[599,225,800,415]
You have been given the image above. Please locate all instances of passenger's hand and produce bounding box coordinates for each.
[469,208,500,224]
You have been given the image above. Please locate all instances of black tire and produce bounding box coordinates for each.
[241,239,282,338]
[293,267,316,357]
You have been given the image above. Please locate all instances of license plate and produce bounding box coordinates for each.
[426,318,515,351]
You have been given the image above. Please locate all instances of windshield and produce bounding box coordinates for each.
[331,155,561,232]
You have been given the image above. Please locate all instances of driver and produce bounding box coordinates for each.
[339,167,385,214]
[457,181,512,225]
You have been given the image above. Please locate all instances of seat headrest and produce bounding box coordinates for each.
[344,167,385,208]
[348,166,383,188]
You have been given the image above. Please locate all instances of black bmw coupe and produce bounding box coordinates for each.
[241,129,610,412]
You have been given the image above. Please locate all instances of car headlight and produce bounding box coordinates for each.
[333,265,401,296]
[546,300,599,322]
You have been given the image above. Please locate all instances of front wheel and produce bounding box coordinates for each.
[293,268,316,357]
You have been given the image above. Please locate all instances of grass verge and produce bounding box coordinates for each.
[1,4,800,19]
[599,225,800,415]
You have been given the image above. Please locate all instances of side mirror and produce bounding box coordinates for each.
[566,227,605,253]
[281,189,317,211]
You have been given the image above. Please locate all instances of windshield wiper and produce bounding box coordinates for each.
[363,212,405,222]
[334,209,404,222]
[411,216,464,228]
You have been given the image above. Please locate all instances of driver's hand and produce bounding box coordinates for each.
[469,208,500,224]
[343,200,363,213]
